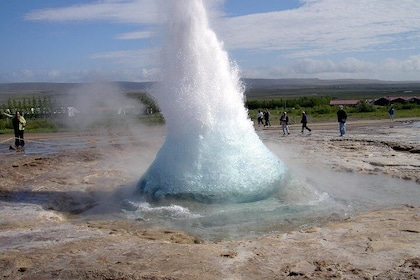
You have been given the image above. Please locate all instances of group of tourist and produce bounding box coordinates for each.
[259,105,349,137]
[279,111,313,135]
[257,108,272,127]
[2,104,394,152]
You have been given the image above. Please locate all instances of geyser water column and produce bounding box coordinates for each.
[138,0,288,203]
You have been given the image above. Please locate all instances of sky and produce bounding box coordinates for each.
[1,0,420,83]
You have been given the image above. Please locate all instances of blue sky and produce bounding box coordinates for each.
[1,0,420,83]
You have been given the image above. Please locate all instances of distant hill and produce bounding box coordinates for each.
[241,78,420,89]
[0,79,419,103]
[240,78,420,98]
[1,78,419,92]
[0,81,154,94]
[0,82,154,104]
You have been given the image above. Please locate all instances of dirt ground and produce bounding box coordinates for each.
[0,118,419,279]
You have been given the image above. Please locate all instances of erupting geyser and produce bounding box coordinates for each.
[138,0,288,203]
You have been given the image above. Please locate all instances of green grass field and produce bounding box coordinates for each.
[1,81,419,134]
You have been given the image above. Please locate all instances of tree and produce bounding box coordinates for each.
[357,100,376,112]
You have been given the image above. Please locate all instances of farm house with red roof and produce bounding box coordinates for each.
[373,96,420,106]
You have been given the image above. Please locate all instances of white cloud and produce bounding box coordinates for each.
[89,48,158,68]
[242,55,420,81]
[23,0,420,60]
[0,69,62,83]
[116,31,154,40]
[24,0,159,24]
[0,68,154,83]
[16,0,420,82]
[217,0,420,58]
[289,57,377,75]
[383,55,420,72]
[292,58,336,74]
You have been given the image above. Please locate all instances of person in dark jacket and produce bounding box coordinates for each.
[337,105,347,136]
[300,111,311,133]
[3,110,26,150]
[388,107,395,121]
[263,108,271,127]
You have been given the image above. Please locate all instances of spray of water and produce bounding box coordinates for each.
[138,0,288,203]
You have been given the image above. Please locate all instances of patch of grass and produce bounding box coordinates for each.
[0,118,59,134]
[0,112,166,134]
[248,106,420,125]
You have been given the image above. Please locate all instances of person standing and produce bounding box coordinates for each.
[337,105,347,136]
[3,110,26,150]
[280,112,290,135]
[389,107,395,121]
[257,110,264,127]
[263,108,271,127]
[300,111,311,133]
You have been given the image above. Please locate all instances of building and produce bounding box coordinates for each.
[372,96,419,106]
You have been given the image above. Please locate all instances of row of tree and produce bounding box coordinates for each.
[1,96,53,111]
[246,96,392,115]
[0,96,56,118]
[0,92,160,120]
[246,96,333,110]
[3,93,415,122]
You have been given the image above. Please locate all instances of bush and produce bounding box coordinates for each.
[357,102,377,113]
[312,105,334,114]
[0,119,10,130]
[26,119,58,132]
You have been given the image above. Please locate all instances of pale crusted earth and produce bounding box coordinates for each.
[0,118,419,279]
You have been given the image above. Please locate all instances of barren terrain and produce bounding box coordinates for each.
[1,118,419,279]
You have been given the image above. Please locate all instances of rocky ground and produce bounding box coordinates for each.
[0,118,419,279]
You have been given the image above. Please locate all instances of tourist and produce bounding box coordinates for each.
[257,110,264,127]
[300,111,311,133]
[2,110,26,150]
[389,107,395,121]
[337,105,347,136]
[263,108,271,127]
[280,112,290,135]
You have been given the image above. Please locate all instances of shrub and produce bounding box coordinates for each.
[27,119,58,132]
[357,102,376,113]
